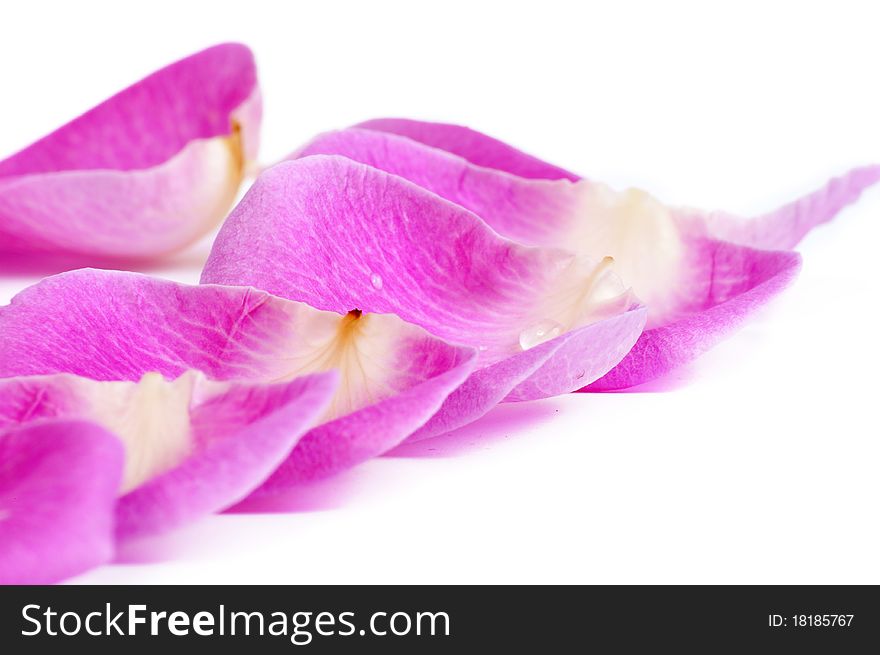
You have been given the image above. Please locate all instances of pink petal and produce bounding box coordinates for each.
[202,156,647,439]
[352,119,880,253]
[115,372,338,538]
[0,269,476,491]
[0,420,123,584]
[300,120,876,389]
[250,341,475,490]
[296,127,582,248]
[0,43,261,262]
[691,165,880,250]
[585,243,802,390]
[356,117,578,181]
[0,372,338,540]
[411,307,646,440]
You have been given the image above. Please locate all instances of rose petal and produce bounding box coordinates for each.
[410,306,646,440]
[300,120,876,388]
[0,371,338,539]
[351,117,879,254]
[250,338,476,490]
[691,165,880,250]
[114,372,339,538]
[0,269,476,490]
[0,420,123,584]
[202,156,647,438]
[296,128,695,324]
[0,43,261,262]
[586,243,802,390]
[355,117,578,181]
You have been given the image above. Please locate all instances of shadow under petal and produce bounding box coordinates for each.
[386,397,564,458]
[0,242,213,278]
[114,518,215,564]
[223,466,366,515]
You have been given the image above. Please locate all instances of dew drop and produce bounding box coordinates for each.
[574,369,586,380]
[519,320,563,350]
[370,273,383,290]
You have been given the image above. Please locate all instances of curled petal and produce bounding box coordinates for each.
[586,244,801,390]
[0,43,261,262]
[411,307,645,440]
[0,420,123,584]
[115,372,338,538]
[355,117,578,181]
[297,120,877,388]
[0,269,476,489]
[252,340,475,489]
[202,156,647,437]
[692,165,880,250]
[0,372,338,539]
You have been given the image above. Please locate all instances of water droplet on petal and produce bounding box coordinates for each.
[574,369,586,380]
[370,273,383,290]
[477,345,488,352]
[519,320,563,350]
[588,257,627,304]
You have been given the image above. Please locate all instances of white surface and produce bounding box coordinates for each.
[1,0,878,584]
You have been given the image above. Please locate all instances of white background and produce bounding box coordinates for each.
[1,0,878,584]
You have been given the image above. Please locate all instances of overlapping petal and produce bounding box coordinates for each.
[0,43,261,262]
[202,156,648,440]
[295,119,877,389]
[0,269,477,495]
[0,420,123,584]
[0,371,338,541]
[356,117,579,181]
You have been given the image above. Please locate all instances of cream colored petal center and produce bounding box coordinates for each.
[271,308,411,421]
[568,182,686,326]
[60,307,420,494]
[82,372,198,494]
[518,254,635,351]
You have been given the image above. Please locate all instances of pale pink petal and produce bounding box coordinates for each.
[411,307,645,440]
[692,165,880,250]
[250,339,475,490]
[115,372,339,538]
[0,420,123,584]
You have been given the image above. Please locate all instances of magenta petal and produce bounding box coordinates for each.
[251,344,475,491]
[0,43,261,262]
[295,127,581,249]
[0,420,123,584]
[202,156,646,437]
[586,244,801,390]
[694,165,880,250]
[116,372,337,539]
[0,269,326,381]
[0,371,339,540]
[304,119,876,389]
[0,269,477,490]
[411,307,646,440]
[355,118,578,181]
